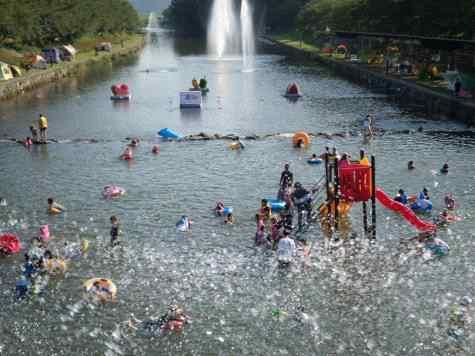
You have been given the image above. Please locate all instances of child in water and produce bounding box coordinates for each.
[224,213,235,225]
[214,201,225,216]
[110,216,121,246]
[47,198,65,214]
[445,194,456,210]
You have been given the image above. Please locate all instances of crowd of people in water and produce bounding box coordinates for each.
[0,108,471,346]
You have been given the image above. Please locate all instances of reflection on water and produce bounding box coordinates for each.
[0,30,474,355]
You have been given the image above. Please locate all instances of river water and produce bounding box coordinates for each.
[0,30,474,355]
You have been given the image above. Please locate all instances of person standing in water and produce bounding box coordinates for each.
[280,164,293,189]
[38,114,48,143]
[110,216,121,246]
[363,114,374,137]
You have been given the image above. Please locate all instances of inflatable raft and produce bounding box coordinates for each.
[84,278,117,302]
[0,234,21,255]
[159,128,183,140]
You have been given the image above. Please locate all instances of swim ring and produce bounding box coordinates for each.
[292,132,311,147]
[411,200,432,213]
[45,258,68,275]
[266,199,286,212]
[0,233,21,255]
[83,278,117,302]
[223,207,233,215]
[102,185,126,199]
[229,142,242,150]
[49,207,63,215]
[307,158,323,165]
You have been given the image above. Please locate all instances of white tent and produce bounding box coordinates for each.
[62,44,77,57]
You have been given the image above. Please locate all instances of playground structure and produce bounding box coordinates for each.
[320,150,376,238]
[319,149,436,238]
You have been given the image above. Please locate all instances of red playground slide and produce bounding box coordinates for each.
[375,188,436,232]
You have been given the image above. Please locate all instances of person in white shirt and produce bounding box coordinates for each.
[277,232,296,265]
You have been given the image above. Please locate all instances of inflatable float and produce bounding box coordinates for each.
[110,84,131,101]
[307,158,323,165]
[158,128,183,140]
[266,199,286,212]
[0,233,21,255]
[45,258,68,275]
[176,216,192,232]
[229,142,244,150]
[49,207,63,215]
[102,185,126,199]
[84,278,117,302]
[223,207,233,215]
[410,199,433,213]
[292,132,311,147]
[423,238,449,260]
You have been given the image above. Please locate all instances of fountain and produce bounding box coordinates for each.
[240,0,255,70]
[207,0,239,58]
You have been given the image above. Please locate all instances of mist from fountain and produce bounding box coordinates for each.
[240,0,255,70]
[207,0,239,59]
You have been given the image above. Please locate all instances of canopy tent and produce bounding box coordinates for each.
[61,44,77,61]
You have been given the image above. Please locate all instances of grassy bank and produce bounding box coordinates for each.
[0,33,144,73]
[0,34,145,100]
[270,32,320,53]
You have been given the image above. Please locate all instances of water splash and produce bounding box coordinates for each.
[208,0,239,58]
[146,12,158,31]
[240,0,255,71]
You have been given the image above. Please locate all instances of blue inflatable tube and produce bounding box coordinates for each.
[410,200,433,213]
[223,207,233,215]
[307,159,323,165]
[158,128,183,140]
[267,199,286,212]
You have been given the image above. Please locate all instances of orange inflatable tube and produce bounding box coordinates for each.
[292,132,311,147]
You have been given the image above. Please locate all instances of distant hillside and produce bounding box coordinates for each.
[129,0,170,13]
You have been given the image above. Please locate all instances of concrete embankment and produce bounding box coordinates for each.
[260,37,475,125]
[0,37,145,101]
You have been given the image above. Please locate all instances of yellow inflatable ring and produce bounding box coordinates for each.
[83,278,117,302]
[49,207,63,215]
[45,258,68,275]
[229,142,241,150]
[292,132,311,147]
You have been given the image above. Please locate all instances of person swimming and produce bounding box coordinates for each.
[152,145,160,154]
[394,189,408,204]
[48,198,65,214]
[444,194,456,210]
[408,161,415,170]
[224,212,235,225]
[440,163,449,174]
[176,216,192,232]
[128,304,190,336]
[214,201,225,216]
[121,147,133,160]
